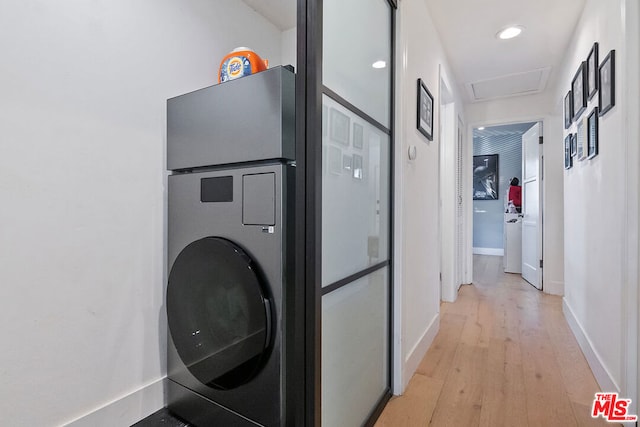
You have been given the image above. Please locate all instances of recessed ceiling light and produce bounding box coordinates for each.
[478,127,485,130]
[372,60,387,69]
[497,26,523,40]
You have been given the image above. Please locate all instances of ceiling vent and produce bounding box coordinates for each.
[465,67,551,102]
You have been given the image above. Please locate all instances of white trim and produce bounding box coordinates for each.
[469,115,547,130]
[62,378,165,427]
[563,299,619,393]
[402,314,439,391]
[543,280,564,296]
[472,247,504,256]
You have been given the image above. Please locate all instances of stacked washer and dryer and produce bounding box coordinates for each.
[165,66,297,426]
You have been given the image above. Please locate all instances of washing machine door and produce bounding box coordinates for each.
[167,237,273,390]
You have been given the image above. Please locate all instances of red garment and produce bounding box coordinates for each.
[508,185,522,207]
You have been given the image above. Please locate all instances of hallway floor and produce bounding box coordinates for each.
[376,255,614,427]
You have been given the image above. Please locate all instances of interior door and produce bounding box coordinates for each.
[521,123,542,289]
[320,0,394,425]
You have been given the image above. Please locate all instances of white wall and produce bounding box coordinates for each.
[438,99,459,302]
[622,0,640,413]
[438,66,470,302]
[394,0,465,392]
[465,92,554,125]
[465,91,565,296]
[0,1,282,425]
[557,0,638,408]
[281,27,297,71]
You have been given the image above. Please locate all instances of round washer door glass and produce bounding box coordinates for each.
[167,237,272,390]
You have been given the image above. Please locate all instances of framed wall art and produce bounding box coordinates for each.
[417,78,434,141]
[564,134,573,170]
[564,90,573,129]
[587,107,599,159]
[572,61,587,121]
[586,42,599,100]
[473,154,499,200]
[576,119,586,161]
[599,50,615,116]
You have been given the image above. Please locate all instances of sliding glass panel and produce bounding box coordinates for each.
[321,95,390,287]
[321,268,389,427]
[320,0,392,425]
[323,0,391,127]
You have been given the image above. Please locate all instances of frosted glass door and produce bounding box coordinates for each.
[321,268,388,427]
[321,96,390,286]
[320,0,393,425]
[323,0,391,127]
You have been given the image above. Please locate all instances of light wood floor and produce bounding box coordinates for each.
[375,255,614,427]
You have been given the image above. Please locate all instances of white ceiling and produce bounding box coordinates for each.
[241,0,586,103]
[426,0,586,102]
[241,0,296,31]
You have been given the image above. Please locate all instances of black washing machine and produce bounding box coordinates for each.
[166,67,297,426]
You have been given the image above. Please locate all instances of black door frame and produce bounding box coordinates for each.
[295,0,397,425]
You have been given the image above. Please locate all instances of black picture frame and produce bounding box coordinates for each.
[417,78,434,141]
[570,129,577,157]
[564,90,573,129]
[577,119,586,161]
[572,61,587,121]
[564,134,573,169]
[599,50,616,116]
[587,42,599,100]
[588,107,599,159]
[473,154,499,200]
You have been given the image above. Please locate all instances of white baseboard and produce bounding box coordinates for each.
[63,378,165,427]
[562,299,619,393]
[473,247,504,256]
[402,313,440,392]
[544,280,564,296]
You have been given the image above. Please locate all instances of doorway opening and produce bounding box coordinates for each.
[471,121,542,289]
